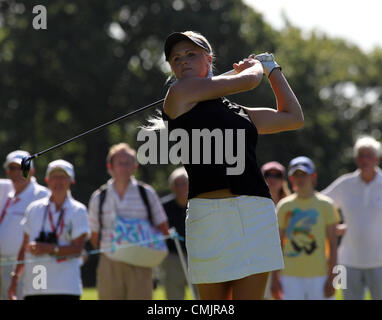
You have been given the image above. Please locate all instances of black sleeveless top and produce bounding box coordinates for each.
[162,97,271,200]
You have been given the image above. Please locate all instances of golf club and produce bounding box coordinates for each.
[21,98,165,178]
[20,67,240,178]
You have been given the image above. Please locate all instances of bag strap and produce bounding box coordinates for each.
[98,181,154,237]
[97,184,108,247]
[137,181,154,226]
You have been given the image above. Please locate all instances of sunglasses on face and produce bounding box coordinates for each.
[264,172,283,179]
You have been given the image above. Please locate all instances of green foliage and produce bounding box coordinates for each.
[1,0,381,202]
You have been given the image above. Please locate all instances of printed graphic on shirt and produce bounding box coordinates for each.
[112,216,167,251]
[284,208,318,257]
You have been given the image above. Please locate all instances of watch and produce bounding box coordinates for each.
[53,245,59,255]
[10,271,18,279]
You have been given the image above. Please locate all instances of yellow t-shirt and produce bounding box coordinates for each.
[276,192,340,277]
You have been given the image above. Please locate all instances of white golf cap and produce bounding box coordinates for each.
[46,159,75,182]
[4,150,33,169]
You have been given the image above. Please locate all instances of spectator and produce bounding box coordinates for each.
[322,136,382,300]
[271,156,339,300]
[261,161,291,299]
[8,159,89,300]
[0,150,49,300]
[88,143,168,300]
[160,167,194,299]
[261,161,291,205]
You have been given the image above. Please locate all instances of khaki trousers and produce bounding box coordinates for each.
[97,254,153,300]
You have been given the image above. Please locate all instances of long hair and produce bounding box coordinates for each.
[139,109,167,131]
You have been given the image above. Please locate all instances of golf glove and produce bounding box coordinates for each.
[250,52,281,78]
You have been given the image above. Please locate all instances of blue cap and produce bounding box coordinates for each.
[288,156,315,176]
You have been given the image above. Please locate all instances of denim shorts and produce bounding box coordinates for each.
[186,195,284,284]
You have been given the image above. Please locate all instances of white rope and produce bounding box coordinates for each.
[0,232,184,267]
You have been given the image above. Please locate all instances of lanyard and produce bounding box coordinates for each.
[0,197,20,225]
[41,204,65,237]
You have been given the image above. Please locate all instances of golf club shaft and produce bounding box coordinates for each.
[29,98,165,160]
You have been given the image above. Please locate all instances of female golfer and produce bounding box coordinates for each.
[160,31,303,300]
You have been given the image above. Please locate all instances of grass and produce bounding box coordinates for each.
[81,287,371,300]
[81,285,195,300]
[335,289,371,300]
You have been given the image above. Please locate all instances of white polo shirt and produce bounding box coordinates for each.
[0,178,49,256]
[88,176,168,250]
[322,168,382,268]
[0,179,13,213]
[21,194,90,296]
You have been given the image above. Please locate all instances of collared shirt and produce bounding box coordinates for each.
[88,176,168,250]
[0,178,49,256]
[0,179,13,211]
[21,193,90,296]
[322,168,382,268]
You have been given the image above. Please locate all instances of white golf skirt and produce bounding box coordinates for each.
[186,195,284,284]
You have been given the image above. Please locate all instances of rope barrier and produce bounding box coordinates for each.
[0,229,184,267]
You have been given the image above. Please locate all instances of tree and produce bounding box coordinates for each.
[0,0,277,202]
[1,0,381,202]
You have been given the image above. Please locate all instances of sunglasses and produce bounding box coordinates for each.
[264,172,283,179]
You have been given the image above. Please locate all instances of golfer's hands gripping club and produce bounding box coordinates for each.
[249,52,281,78]
[232,56,263,75]
[220,52,280,78]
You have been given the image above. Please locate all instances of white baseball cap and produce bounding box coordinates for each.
[4,150,33,169]
[45,159,75,182]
